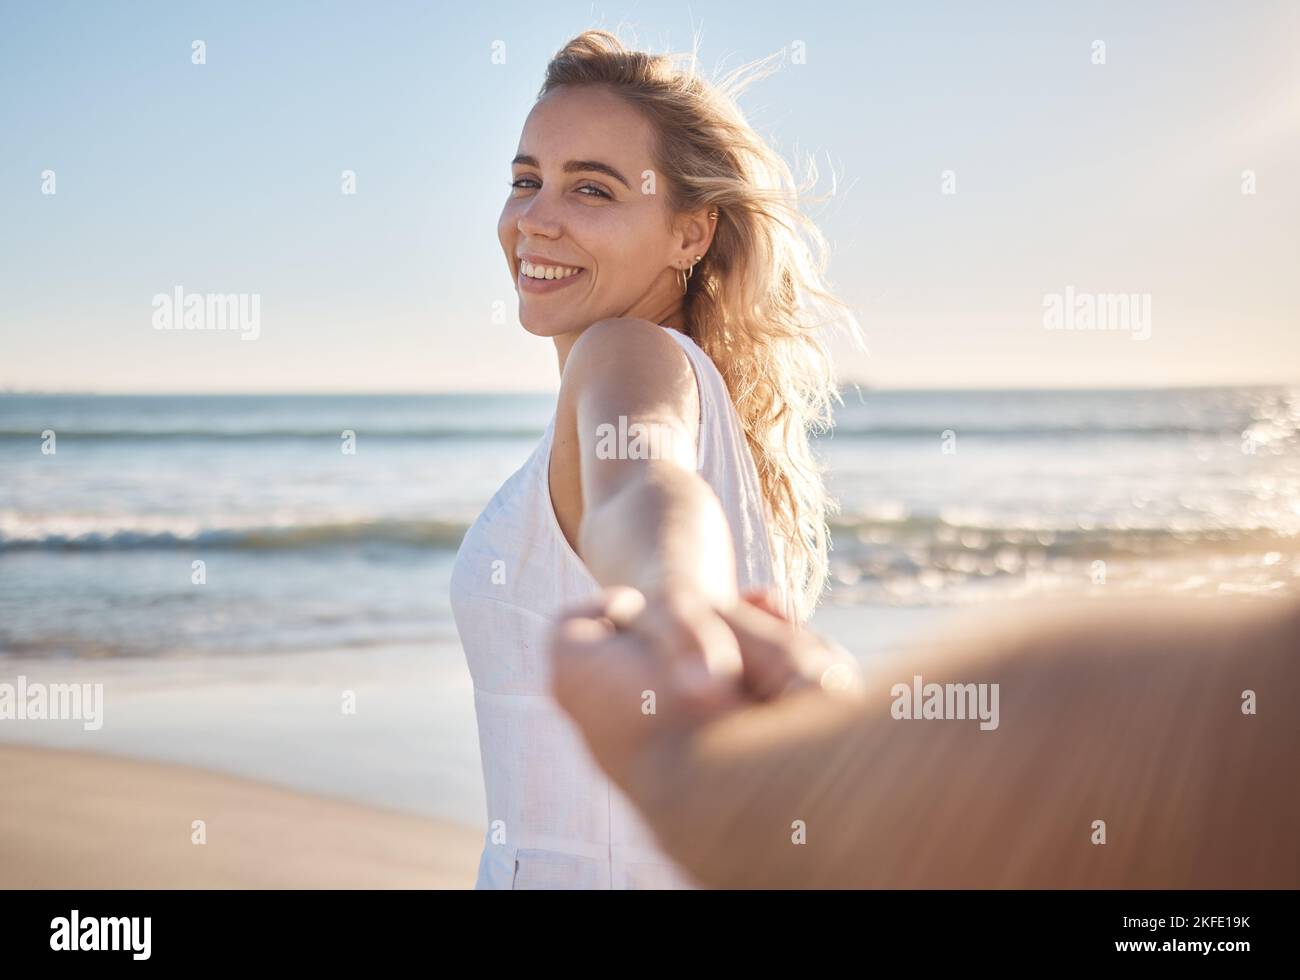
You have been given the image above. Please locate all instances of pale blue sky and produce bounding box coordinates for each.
[2,1,1296,392]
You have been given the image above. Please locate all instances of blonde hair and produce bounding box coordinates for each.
[541,30,860,621]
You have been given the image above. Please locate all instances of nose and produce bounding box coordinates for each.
[516,188,562,240]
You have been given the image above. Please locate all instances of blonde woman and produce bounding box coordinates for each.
[449,29,856,889]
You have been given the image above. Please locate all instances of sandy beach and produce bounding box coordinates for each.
[0,743,480,888]
[0,643,488,888]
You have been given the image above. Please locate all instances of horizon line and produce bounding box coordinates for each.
[2,381,1297,398]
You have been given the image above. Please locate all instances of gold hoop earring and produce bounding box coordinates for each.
[680,255,702,295]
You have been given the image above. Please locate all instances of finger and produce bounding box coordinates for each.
[556,586,646,631]
[716,599,809,698]
[615,592,706,659]
[547,613,644,711]
[548,614,614,682]
[603,586,648,628]
[722,602,863,697]
[611,596,743,709]
[672,664,743,717]
[558,596,747,724]
[740,588,789,621]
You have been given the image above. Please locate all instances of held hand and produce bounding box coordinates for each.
[548,586,861,796]
[547,587,730,795]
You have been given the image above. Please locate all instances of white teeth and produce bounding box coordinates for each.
[521,260,582,280]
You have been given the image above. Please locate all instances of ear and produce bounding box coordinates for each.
[668,206,717,271]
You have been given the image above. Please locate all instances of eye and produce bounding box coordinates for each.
[509,177,539,190]
[576,183,612,199]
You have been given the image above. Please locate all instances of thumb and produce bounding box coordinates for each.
[547,612,613,707]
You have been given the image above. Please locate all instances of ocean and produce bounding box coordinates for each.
[2,388,1298,661]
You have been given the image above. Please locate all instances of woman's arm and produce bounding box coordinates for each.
[556,317,738,607]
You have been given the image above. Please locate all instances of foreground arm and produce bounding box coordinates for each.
[555,595,1300,888]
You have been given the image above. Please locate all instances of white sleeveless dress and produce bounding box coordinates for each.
[449,325,783,889]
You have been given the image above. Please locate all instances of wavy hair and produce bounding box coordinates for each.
[540,29,860,621]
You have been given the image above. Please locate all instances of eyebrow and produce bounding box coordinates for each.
[511,154,631,190]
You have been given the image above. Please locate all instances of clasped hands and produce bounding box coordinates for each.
[547,586,861,802]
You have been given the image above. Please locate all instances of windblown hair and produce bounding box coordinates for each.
[541,29,860,621]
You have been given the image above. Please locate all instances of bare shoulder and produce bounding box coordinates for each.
[565,318,692,379]
[561,318,698,416]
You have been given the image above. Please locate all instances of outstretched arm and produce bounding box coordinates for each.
[558,318,733,602]
[554,318,743,679]
[552,594,1300,888]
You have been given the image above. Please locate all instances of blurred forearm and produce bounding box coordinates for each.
[631,599,1300,888]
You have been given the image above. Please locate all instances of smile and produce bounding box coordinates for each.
[520,260,583,280]
[517,259,586,293]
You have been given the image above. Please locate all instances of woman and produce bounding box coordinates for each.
[449,29,856,889]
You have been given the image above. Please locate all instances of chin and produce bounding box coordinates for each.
[518,306,579,338]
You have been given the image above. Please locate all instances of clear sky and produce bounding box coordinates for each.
[2,1,1296,393]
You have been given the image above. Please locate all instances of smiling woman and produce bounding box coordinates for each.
[450,28,858,890]
[498,32,860,616]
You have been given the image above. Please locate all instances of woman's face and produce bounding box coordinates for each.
[499,84,687,339]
